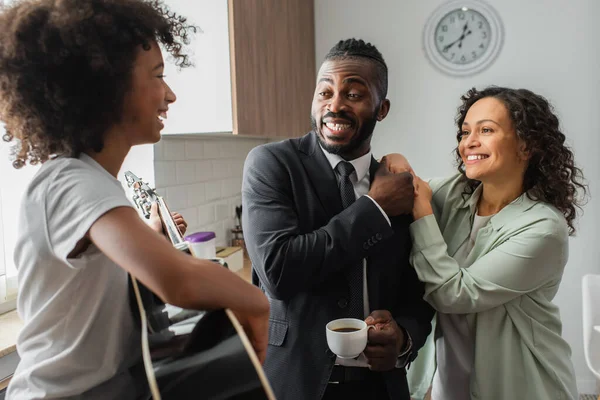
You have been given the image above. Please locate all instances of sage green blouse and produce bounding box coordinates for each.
[409,174,578,400]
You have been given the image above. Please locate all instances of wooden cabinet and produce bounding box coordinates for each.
[229,0,315,137]
[162,0,315,138]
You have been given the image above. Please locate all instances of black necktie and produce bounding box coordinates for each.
[336,161,356,209]
[335,161,363,318]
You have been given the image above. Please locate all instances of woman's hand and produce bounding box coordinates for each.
[148,202,164,234]
[233,299,270,365]
[380,153,414,174]
[413,175,434,220]
[171,212,188,235]
[379,153,433,219]
[148,202,188,235]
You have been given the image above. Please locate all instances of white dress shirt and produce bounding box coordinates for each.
[319,146,411,368]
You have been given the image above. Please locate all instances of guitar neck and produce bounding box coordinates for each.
[156,197,188,252]
[124,171,189,253]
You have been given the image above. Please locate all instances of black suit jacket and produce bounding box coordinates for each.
[242,131,433,400]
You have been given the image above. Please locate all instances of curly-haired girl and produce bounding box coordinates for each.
[384,86,585,399]
[0,1,269,398]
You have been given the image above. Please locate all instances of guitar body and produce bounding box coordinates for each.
[124,171,275,400]
[153,308,271,399]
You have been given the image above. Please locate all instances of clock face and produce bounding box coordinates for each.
[434,8,492,65]
[423,0,503,76]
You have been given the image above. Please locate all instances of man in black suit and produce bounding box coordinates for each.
[242,39,433,400]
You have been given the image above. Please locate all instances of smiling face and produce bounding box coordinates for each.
[311,58,390,160]
[459,96,529,185]
[120,40,176,145]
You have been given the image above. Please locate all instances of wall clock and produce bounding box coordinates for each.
[423,0,504,76]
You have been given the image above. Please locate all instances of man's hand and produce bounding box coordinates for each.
[368,160,414,216]
[363,310,405,371]
[380,153,414,175]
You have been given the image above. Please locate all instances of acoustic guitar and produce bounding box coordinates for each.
[124,171,275,400]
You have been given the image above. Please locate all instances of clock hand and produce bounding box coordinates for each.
[443,22,470,52]
[444,35,465,51]
[457,29,473,49]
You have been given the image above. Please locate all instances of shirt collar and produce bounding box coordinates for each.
[319,145,372,182]
[459,182,538,230]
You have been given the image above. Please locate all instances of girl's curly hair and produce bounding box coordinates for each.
[454,86,587,235]
[0,0,196,167]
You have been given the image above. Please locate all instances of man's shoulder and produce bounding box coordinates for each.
[246,133,310,165]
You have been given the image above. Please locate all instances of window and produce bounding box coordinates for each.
[0,0,31,313]
[0,124,39,313]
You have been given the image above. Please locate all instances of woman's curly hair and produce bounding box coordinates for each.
[0,0,196,167]
[454,86,587,235]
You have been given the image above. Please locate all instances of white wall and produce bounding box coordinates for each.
[316,0,600,393]
[152,136,267,247]
[160,0,233,135]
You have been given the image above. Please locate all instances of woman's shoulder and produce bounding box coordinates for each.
[27,156,118,205]
[38,155,92,177]
[508,196,569,239]
[25,157,79,194]
[428,174,471,204]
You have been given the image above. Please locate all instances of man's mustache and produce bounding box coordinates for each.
[322,111,355,125]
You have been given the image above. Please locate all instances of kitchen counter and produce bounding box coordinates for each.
[0,310,21,359]
[236,256,252,283]
[0,309,21,389]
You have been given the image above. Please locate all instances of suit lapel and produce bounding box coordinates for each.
[368,157,379,183]
[298,132,343,217]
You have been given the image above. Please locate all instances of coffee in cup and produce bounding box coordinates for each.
[326,318,374,359]
[332,327,360,333]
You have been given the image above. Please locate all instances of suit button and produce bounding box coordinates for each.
[376,233,382,240]
[363,243,369,250]
[367,239,373,246]
[337,298,348,308]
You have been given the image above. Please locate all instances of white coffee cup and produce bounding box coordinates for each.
[326,318,374,359]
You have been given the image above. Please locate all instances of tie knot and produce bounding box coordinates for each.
[336,161,355,177]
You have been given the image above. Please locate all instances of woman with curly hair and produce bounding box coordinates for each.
[384,86,585,400]
[0,0,269,398]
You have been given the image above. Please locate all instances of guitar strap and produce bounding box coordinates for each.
[131,276,162,399]
[124,171,179,400]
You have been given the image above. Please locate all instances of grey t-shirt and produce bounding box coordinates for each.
[7,154,143,399]
[431,212,494,400]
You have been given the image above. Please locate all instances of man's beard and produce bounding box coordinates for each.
[311,111,377,158]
